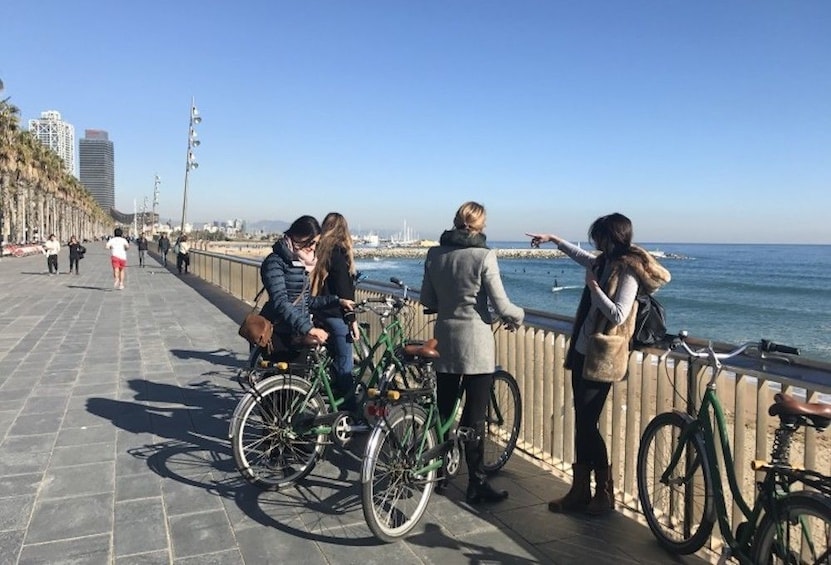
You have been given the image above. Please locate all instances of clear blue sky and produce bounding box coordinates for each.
[3,1,829,243]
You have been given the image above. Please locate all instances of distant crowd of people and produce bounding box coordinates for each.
[35,229,193,289]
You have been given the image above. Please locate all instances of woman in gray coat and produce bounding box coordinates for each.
[420,201,524,504]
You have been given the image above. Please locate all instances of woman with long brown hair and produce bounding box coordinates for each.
[311,212,359,405]
[527,213,671,516]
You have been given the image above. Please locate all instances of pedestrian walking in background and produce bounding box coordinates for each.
[43,234,60,275]
[527,213,671,516]
[158,233,171,266]
[106,227,130,290]
[136,233,149,267]
[176,235,191,274]
[420,201,525,504]
[67,235,85,275]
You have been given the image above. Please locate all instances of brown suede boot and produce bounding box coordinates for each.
[548,463,592,513]
[585,465,615,516]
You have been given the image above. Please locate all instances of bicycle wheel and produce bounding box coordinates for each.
[230,375,327,490]
[361,404,437,542]
[753,491,831,565]
[483,369,522,473]
[637,411,715,554]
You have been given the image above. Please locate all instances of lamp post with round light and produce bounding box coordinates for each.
[179,98,201,236]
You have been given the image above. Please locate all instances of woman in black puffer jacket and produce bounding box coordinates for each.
[260,215,351,360]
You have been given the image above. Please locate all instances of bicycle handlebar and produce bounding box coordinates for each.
[667,331,800,366]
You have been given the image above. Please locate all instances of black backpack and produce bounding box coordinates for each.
[632,293,667,348]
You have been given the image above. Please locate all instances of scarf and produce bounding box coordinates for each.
[438,228,488,249]
[285,236,317,272]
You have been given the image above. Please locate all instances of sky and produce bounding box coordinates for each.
[2,1,830,244]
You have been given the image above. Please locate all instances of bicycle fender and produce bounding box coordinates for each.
[227,374,311,438]
[669,409,709,449]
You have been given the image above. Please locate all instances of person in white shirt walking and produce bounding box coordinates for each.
[105,228,130,290]
[43,234,60,275]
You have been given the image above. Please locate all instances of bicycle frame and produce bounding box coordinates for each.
[667,359,809,561]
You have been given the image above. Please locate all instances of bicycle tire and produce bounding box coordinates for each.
[753,491,831,565]
[483,369,522,473]
[230,375,327,490]
[361,404,437,542]
[637,411,715,555]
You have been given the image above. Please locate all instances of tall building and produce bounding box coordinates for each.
[28,110,75,176]
[79,130,115,210]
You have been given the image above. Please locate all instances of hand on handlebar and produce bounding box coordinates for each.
[308,327,329,342]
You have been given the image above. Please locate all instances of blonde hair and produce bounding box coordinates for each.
[453,201,486,233]
[311,212,356,295]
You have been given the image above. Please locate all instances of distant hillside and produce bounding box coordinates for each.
[245,219,291,234]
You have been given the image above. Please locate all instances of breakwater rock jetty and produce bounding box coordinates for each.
[353,247,565,259]
[202,241,565,260]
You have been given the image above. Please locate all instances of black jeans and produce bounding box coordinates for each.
[437,372,493,482]
[176,252,190,273]
[47,255,58,273]
[69,256,79,273]
[570,352,612,468]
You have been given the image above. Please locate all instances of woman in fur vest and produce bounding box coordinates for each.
[527,213,671,516]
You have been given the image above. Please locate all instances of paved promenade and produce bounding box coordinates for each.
[0,245,708,565]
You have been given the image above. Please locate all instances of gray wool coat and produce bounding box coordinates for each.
[420,243,524,375]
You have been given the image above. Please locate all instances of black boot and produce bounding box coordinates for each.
[548,463,592,513]
[466,477,508,504]
[464,422,508,504]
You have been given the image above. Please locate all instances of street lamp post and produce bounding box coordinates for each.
[179,97,201,236]
[151,174,160,236]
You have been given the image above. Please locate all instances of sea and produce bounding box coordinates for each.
[353,242,831,364]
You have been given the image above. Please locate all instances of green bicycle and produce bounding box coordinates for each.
[637,331,831,564]
[229,282,426,490]
[360,322,522,542]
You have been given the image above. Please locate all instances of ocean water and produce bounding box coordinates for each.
[354,243,831,363]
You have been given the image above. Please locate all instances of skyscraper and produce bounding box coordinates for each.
[28,110,75,176]
[79,130,115,210]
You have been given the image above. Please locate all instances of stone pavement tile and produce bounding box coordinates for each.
[55,424,118,447]
[70,382,120,399]
[0,388,29,402]
[115,550,170,565]
[116,472,163,502]
[7,412,63,436]
[65,406,119,429]
[315,524,424,565]
[0,495,34,530]
[32,384,73,398]
[162,473,225,516]
[174,549,244,565]
[169,509,237,559]
[38,371,78,386]
[20,395,70,415]
[17,533,111,565]
[0,411,18,435]
[0,399,21,412]
[50,441,115,467]
[233,524,329,565]
[1,432,56,453]
[116,449,156,476]
[0,472,42,498]
[416,523,546,565]
[114,497,167,557]
[0,530,25,565]
[495,503,581,545]
[0,450,50,476]
[40,461,115,499]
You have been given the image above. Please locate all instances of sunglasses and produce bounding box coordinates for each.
[292,237,319,251]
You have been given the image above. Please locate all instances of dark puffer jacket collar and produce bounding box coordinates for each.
[439,228,488,249]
